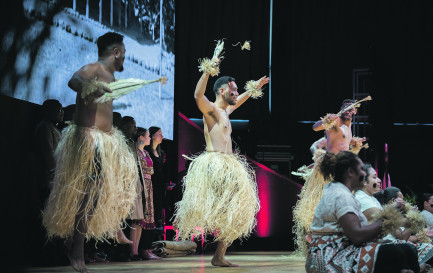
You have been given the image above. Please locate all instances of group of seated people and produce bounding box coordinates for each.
[306,151,433,273]
[33,99,170,265]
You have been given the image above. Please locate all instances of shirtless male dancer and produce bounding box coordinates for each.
[312,99,365,154]
[43,32,166,272]
[292,99,366,254]
[174,57,268,267]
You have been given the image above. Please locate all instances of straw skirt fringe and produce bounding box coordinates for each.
[173,152,260,245]
[42,125,137,241]
[292,153,330,254]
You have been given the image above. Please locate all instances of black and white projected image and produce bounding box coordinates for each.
[1,0,175,139]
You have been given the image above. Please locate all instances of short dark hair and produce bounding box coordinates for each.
[213,76,236,95]
[42,99,62,118]
[96,32,124,57]
[340,99,356,110]
[120,116,135,130]
[373,186,401,205]
[320,151,361,182]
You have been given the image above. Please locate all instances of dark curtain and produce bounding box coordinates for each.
[174,0,271,122]
[271,0,433,193]
[272,0,433,122]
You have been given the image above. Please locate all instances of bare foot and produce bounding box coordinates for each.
[141,249,162,260]
[420,263,431,273]
[116,230,133,245]
[211,257,239,267]
[66,246,89,273]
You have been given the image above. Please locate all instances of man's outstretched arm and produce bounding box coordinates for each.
[227,76,269,114]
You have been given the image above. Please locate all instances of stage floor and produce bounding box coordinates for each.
[25,252,306,273]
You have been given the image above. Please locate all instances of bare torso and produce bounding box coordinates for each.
[203,108,232,154]
[326,123,352,154]
[74,63,115,132]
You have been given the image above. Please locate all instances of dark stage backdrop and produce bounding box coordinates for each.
[176,0,433,199]
[271,0,433,198]
[174,0,271,121]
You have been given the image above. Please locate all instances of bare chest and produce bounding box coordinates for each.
[326,125,352,143]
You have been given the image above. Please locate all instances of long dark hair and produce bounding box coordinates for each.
[320,151,360,182]
[135,127,148,143]
[148,126,162,156]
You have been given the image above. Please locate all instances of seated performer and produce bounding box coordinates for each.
[174,41,268,267]
[354,163,382,220]
[306,151,420,273]
[421,193,433,229]
[42,32,166,273]
[371,187,433,269]
[293,99,367,254]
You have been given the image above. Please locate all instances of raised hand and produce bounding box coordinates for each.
[256,76,270,89]
[159,76,168,84]
[211,57,221,65]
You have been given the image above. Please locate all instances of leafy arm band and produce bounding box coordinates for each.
[244,79,264,99]
[198,40,225,76]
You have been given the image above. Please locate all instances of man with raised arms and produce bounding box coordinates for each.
[174,53,268,266]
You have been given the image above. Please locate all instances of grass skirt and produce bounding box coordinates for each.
[42,125,137,241]
[292,153,331,255]
[173,152,260,245]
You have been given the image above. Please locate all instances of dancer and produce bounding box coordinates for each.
[42,32,166,273]
[312,98,368,154]
[293,99,368,254]
[174,42,267,267]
